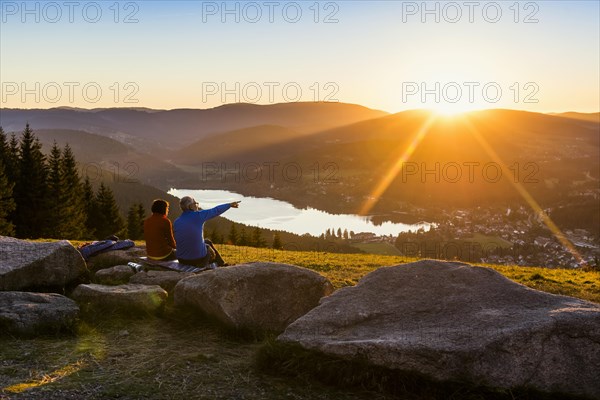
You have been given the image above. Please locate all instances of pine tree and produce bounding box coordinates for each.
[343,229,349,240]
[251,226,266,247]
[0,160,16,236]
[0,129,18,184]
[14,124,48,238]
[45,141,62,237]
[127,202,144,240]
[58,144,86,239]
[337,228,342,238]
[239,227,249,246]
[228,223,239,245]
[93,182,124,239]
[0,129,18,230]
[272,232,282,249]
[82,176,97,239]
[0,128,8,168]
[208,226,222,244]
[136,203,146,240]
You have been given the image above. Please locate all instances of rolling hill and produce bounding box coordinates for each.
[24,129,194,191]
[0,102,388,151]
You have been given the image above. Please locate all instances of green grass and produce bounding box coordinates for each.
[461,233,513,249]
[214,244,600,303]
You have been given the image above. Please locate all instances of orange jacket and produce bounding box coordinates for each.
[143,213,176,259]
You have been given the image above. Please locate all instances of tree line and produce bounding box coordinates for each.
[0,124,145,240]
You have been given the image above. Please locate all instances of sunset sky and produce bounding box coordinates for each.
[1,0,598,112]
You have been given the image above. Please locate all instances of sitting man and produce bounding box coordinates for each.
[174,196,240,267]
[143,199,177,261]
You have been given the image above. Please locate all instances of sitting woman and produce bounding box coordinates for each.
[143,199,176,261]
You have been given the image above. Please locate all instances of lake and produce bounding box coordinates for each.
[168,189,432,237]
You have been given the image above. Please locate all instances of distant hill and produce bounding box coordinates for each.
[185,109,599,214]
[0,102,388,150]
[24,129,194,191]
[551,112,600,123]
[174,125,303,165]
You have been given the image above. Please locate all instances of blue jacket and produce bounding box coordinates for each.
[173,203,231,260]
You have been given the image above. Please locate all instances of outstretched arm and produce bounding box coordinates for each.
[201,203,237,220]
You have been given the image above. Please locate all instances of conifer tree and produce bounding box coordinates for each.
[272,232,283,250]
[58,144,86,239]
[208,226,222,244]
[14,124,48,238]
[127,202,144,240]
[45,141,62,237]
[251,226,266,247]
[0,129,18,184]
[82,176,97,239]
[228,223,239,245]
[0,129,17,231]
[0,160,16,236]
[93,182,124,239]
[136,203,146,240]
[239,227,249,246]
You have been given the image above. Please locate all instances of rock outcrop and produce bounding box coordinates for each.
[278,260,600,399]
[0,291,79,336]
[0,236,88,291]
[174,262,334,333]
[71,283,167,315]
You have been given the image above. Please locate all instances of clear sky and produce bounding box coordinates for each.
[1,0,598,113]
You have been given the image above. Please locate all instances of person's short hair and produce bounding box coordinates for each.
[179,196,197,211]
[151,199,169,215]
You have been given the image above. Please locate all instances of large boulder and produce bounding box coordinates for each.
[278,260,600,399]
[86,246,146,272]
[0,236,88,291]
[0,291,79,336]
[174,262,334,333]
[95,265,135,285]
[129,270,193,294]
[71,283,167,315]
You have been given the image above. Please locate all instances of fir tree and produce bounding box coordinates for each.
[343,229,349,240]
[239,227,249,246]
[136,203,146,240]
[0,129,18,184]
[82,176,97,239]
[93,182,124,239]
[337,228,342,238]
[251,226,266,247]
[14,124,48,238]
[208,226,222,244]
[272,232,283,249]
[0,129,18,229]
[58,144,86,239]
[45,141,62,237]
[228,223,239,245]
[127,202,144,240]
[0,160,16,236]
